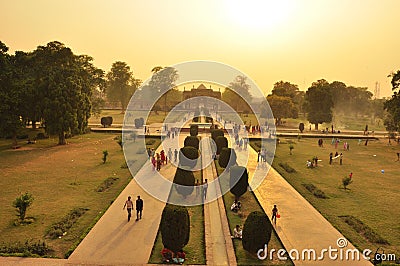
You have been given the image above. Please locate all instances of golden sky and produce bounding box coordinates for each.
[1,0,400,97]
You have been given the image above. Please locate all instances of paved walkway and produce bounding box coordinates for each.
[234,141,372,265]
[68,135,185,265]
[201,134,236,266]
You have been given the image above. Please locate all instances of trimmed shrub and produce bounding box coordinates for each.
[229,166,248,200]
[219,147,237,169]
[134,118,144,129]
[100,116,113,127]
[242,211,272,254]
[215,136,228,155]
[299,122,305,133]
[184,136,199,150]
[190,124,198,136]
[160,204,190,252]
[179,147,199,168]
[173,168,195,197]
[211,129,224,143]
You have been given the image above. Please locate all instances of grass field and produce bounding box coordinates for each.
[215,161,293,266]
[0,132,160,258]
[250,137,400,261]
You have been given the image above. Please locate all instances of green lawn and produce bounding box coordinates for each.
[0,132,160,258]
[215,161,293,266]
[251,137,400,260]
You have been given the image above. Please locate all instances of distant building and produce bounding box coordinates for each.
[182,84,221,110]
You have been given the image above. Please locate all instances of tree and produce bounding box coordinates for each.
[160,204,190,253]
[229,166,249,201]
[0,42,25,146]
[271,80,304,113]
[33,41,102,144]
[106,61,140,112]
[228,75,253,103]
[265,95,298,125]
[219,147,237,169]
[179,146,199,169]
[13,192,34,221]
[304,79,334,130]
[173,168,195,197]
[184,136,199,150]
[384,70,400,132]
[148,66,178,98]
[242,211,272,254]
[215,136,228,155]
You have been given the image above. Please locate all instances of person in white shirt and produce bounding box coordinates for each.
[233,225,242,239]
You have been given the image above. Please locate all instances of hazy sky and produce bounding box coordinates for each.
[2,0,400,97]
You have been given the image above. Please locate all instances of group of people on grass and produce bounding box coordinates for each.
[161,248,186,264]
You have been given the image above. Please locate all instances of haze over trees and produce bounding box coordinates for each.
[106,61,141,112]
[222,75,253,113]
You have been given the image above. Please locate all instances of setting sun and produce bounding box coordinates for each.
[225,0,295,31]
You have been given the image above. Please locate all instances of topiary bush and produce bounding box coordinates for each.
[215,136,228,155]
[184,136,199,150]
[100,116,113,128]
[160,204,190,253]
[211,129,224,143]
[134,118,144,129]
[218,147,237,169]
[179,146,199,168]
[242,211,272,254]
[190,124,198,136]
[173,168,195,197]
[229,166,248,200]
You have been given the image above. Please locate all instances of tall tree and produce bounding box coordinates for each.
[106,61,139,112]
[384,70,400,132]
[304,79,334,130]
[33,41,101,144]
[265,95,298,125]
[0,42,25,146]
[227,75,253,103]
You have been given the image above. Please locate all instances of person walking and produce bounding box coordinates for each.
[123,196,134,222]
[174,148,178,162]
[136,195,143,221]
[203,179,208,200]
[340,153,343,165]
[329,152,333,165]
[271,204,278,225]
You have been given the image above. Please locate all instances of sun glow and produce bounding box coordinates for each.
[225,0,295,32]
